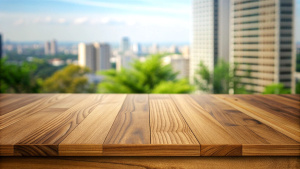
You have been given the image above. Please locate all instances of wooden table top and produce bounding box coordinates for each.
[0,94,299,157]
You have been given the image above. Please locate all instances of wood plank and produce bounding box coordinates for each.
[59,94,127,156]
[279,94,300,102]
[171,94,241,156]
[0,157,299,169]
[191,95,298,145]
[0,95,48,115]
[243,145,300,156]
[244,95,300,125]
[148,95,199,156]
[103,144,200,156]
[0,94,70,130]
[216,95,300,142]
[104,94,150,144]
[260,95,300,109]
[15,94,112,156]
[0,95,88,156]
[149,94,199,145]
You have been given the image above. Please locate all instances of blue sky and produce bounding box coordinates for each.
[0,0,191,43]
[0,0,299,43]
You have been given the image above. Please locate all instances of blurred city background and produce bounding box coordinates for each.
[0,0,299,94]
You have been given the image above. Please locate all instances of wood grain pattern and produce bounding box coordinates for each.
[0,94,70,130]
[59,94,126,156]
[104,94,150,144]
[243,145,300,156]
[216,95,300,143]
[0,157,299,169]
[171,94,241,156]
[149,95,199,145]
[0,94,299,157]
[0,95,88,156]
[103,144,200,156]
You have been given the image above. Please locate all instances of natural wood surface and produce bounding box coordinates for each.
[0,94,299,157]
[0,157,299,169]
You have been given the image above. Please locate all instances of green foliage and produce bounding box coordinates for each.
[194,60,247,94]
[98,54,193,93]
[296,82,300,94]
[42,65,95,93]
[263,83,291,94]
[29,58,66,79]
[0,59,41,93]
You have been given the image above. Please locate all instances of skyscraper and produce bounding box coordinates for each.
[78,43,95,72]
[231,0,295,93]
[120,37,130,53]
[44,41,50,55]
[133,43,142,56]
[190,0,230,83]
[50,39,57,55]
[0,33,2,59]
[78,43,111,73]
[94,43,111,71]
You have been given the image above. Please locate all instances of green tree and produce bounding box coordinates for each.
[194,60,247,94]
[296,82,300,94]
[98,54,193,93]
[0,59,41,93]
[263,83,291,94]
[42,65,95,93]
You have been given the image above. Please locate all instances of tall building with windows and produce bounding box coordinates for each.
[94,43,111,71]
[120,37,130,53]
[44,41,50,55]
[190,0,230,83]
[50,39,57,55]
[231,0,295,93]
[78,43,111,73]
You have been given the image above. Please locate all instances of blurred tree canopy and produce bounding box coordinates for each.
[0,59,41,93]
[194,60,247,94]
[263,83,291,94]
[42,65,95,93]
[296,82,300,94]
[98,54,193,93]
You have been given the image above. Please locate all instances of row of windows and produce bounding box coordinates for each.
[234,4,275,12]
[234,34,276,38]
[234,13,259,18]
[234,0,259,5]
[234,20,259,25]
[234,42,275,44]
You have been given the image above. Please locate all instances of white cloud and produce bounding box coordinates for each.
[14,19,24,25]
[73,17,88,25]
[58,18,66,24]
[45,16,52,23]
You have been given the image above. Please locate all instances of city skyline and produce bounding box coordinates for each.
[0,0,191,43]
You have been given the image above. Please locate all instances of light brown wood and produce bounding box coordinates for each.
[149,95,198,145]
[243,145,300,156]
[59,94,126,156]
[0,157,299,169]
[0,94,70,130]
[104,94,150,144]
[216,95,300,143]
[171,94,241,156]
[0,94,299,157]
[0,95,88,156]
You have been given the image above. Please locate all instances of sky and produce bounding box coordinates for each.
[0,0,192,43]
[0,0,299,44]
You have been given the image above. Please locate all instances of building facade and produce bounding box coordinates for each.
[231,0,295,93]
[50,40,57,55]
[190,0,230,83]
[120,37,130,53]
[44,41,50,55]
[78,43,111,73]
